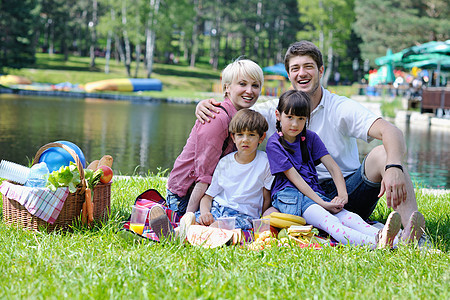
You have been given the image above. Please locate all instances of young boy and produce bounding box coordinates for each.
[150,109,273,240]
[196,108,274,230]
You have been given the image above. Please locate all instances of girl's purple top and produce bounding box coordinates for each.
[167,98,237,197]
[266,130,329,197]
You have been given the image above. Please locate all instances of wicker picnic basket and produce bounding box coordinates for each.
[2,142,111,232]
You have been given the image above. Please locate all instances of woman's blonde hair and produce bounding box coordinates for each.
[221,58,264,98]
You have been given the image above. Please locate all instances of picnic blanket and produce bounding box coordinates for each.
[0,181,69,224]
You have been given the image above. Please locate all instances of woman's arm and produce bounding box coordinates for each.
[284,167,343,214]
[198,193,215,226]
[186,182,209,213]
[320,154,348,205]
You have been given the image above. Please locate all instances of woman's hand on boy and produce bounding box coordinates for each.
[195,98,222,124]
[198,212,215,226]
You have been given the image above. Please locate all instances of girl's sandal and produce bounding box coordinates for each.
[376,211,401,249]
[149,205,174,241]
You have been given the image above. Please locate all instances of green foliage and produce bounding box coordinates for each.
[354,0,450,66]
[0,0,38,70]
[380,96,403,118]
[46,162,81,193]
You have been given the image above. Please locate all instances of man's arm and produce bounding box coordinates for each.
[367,118,408,208]
[195,98,222,123]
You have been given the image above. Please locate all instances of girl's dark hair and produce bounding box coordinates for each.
[276,90,311,162]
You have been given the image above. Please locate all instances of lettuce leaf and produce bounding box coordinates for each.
[46,162,81,193]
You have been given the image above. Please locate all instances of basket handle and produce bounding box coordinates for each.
[33,142,86,191]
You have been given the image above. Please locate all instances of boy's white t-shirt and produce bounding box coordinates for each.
[206,150,274,219]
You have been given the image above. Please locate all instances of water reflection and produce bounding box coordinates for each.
[356,120,449,189]
[0,94,448,189]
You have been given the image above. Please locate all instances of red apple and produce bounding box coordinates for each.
[97,165,113,183]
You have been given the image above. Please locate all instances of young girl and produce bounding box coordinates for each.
[166,59,264,217]
[265,90,401,249]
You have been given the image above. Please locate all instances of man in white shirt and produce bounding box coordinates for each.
[196,41,425,243]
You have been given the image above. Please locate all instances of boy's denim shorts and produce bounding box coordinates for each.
[166,189,189,216]
[319,157,381,220]
[272,187,330,216]
[194,200,254,230]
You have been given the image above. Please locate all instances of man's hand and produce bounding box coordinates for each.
[378,167,407,209]
[198,212,215,226]
[195,98,222,123]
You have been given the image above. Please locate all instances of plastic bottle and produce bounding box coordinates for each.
[25,162,50,188]
[0,160,31,184]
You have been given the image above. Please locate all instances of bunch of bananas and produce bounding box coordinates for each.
[265,212,306,228]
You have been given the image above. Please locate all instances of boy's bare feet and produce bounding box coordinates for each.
[400,211,425,244]
[377,211,401,249]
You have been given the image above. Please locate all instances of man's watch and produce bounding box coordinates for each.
[385,164,404,173]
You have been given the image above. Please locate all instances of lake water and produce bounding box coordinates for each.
[0,94,448,189]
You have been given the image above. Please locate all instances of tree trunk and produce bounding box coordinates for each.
[145,0,160,78]
[190,0,200,68]
[105,32,112,74]
[134,44,141,78]
[90,0,98,68]
[114,34,126,65]
[210,0,221,70]
[122,2,131,77]
[253,0,262,58]
[322,31,333,88]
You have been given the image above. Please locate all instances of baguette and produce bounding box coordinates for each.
[98,155,113,168]
[87,160,99,170]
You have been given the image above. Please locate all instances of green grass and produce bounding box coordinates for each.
[380,96,404,118]
[0,175,449,299]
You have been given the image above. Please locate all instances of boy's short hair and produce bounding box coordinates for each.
[221,58,264,98]
[284,40,323,72]
[229,108,268,137]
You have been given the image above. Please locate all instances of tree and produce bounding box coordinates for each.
[0,0,38,70]
[354,0,450,65]
[297,0,355,86]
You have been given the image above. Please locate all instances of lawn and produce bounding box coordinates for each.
[0,175,449,299]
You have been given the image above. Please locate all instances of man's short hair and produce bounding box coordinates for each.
[229,108,268,138]
[284,40,323,72]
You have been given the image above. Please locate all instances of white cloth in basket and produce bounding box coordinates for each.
[0,181,69,224]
